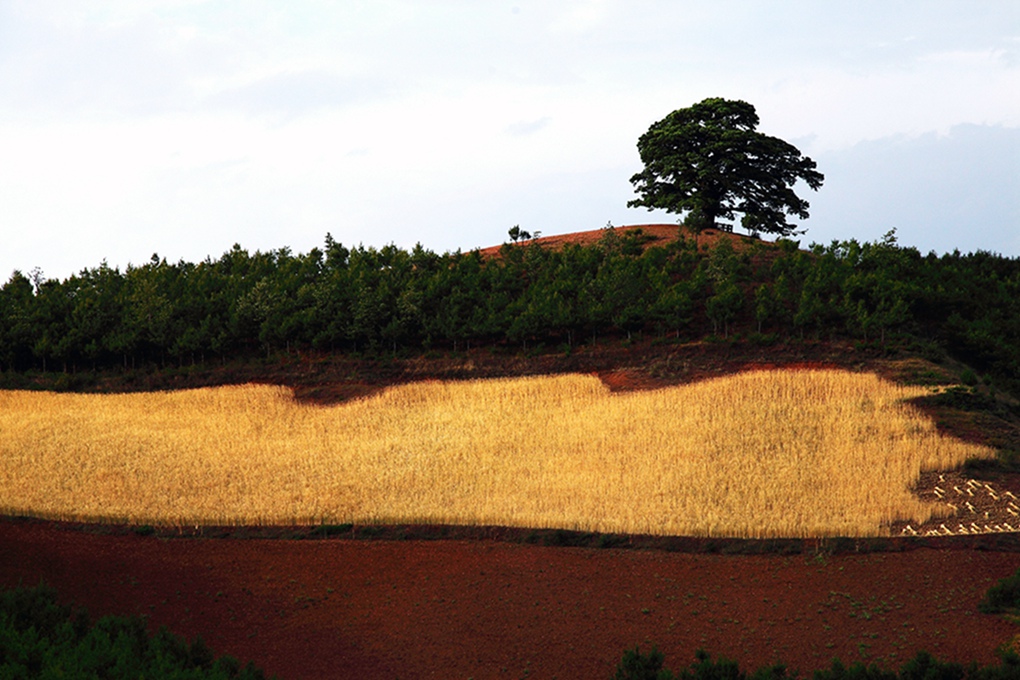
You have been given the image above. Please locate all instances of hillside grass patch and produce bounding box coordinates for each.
[0,370,993,537]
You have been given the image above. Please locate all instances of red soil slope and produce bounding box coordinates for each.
[3,519,1018,680]
[476,223,773,257]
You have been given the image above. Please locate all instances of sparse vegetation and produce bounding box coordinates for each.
[0,369,992,537]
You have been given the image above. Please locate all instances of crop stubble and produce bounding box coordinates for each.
[0,369,993,537]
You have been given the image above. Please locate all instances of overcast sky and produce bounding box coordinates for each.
[1,1,1018,283]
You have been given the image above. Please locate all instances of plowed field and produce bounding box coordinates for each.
[3,519,1019,679]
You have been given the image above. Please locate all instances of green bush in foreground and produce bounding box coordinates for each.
[0,584,272,679]
[616,647,1020,680]
[980,568,1020,614]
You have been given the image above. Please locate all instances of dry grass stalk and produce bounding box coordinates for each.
[0,370,993,537]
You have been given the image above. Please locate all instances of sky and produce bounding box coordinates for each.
[1,1,1018,283]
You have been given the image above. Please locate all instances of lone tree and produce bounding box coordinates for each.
[628,98,824,237]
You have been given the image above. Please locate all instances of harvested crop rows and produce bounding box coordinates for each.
[0,369,993,537]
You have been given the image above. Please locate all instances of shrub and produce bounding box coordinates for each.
[614,646,673,680]
[613,648,1020,680]
[980,568,1020,614]
[0,584,272,679]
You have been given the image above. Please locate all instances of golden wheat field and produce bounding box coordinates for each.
[0,370,994,537]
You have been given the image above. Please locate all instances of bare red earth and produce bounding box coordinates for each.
[476,223,765,259]
[3,519,1019,680]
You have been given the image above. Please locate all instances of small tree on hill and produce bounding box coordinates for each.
[628,98,824,236]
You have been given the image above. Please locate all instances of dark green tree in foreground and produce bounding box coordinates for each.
[0,584,270,679]
[628,98,824,236]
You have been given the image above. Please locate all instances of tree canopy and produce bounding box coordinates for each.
[1,227,1019,398]
[628,98,824,237]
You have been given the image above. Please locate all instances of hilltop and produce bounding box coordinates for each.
[476,223,765,257]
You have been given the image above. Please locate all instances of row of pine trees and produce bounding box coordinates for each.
[1,227,1018,390]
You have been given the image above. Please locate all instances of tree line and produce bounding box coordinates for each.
[1,226,1018,391]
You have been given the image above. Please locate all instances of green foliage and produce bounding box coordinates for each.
[979,567,1020,614]
[683,649,753,680]
[615,646,674,680]
[615,648,1020,680]
[0,584,271,679]
[628,98,824,237]
[1,229,1019,402]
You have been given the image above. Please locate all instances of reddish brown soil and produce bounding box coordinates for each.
[3,518,1019,680]
[476,223,769,258]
